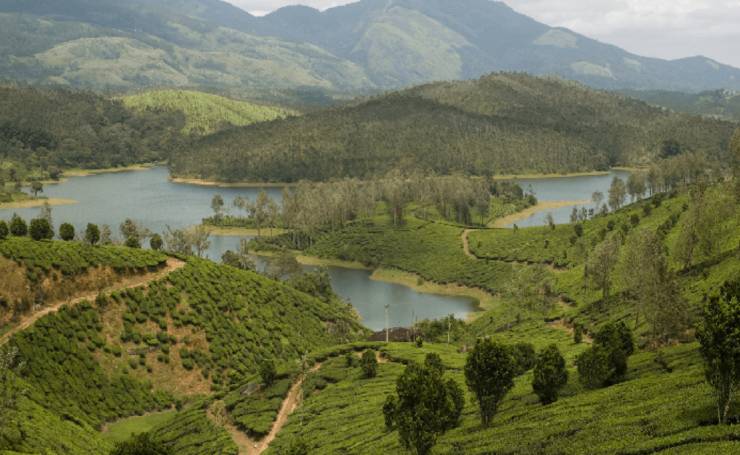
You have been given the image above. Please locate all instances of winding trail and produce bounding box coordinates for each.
[0,257,185,346]
[462,229,475,259]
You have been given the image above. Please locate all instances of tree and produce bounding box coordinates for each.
[586,234,621,301]
[85,223,100,245]
[545,212,555,230]
[674,187,735,269]
[9,214,27,236]
[30,180,43,197]
[626,173,646,202]
[577,322,634,389]
[100,225,113,245]
[383,353,463,455]
[697,282,740,424]
[510,343,536,375]
[253,190,270,237]
[188,225,211,258]
[259,359,277,386]
[731,128,740,198]
[29,218,53,241]
[211,194,225,219]
[268,250,301,279]
[150,233,163,250]
[59,222,75,241]
[464,338,515,426]
[570,207,578,224]
[361,350,378,379]
[110,433,172,455]
[532,344,568,405]
[221,239,256,270]
[592,191,604,209]
[163,226,192,256]
[618,230,689,341]
[608,177,627,211]
[1,345,25,423]
[576,345,613,389]
[125,236,141,248]
[120,218,148,244]
[0,221,8,240]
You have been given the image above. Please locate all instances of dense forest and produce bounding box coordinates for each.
[171,73,737,182]
[0,85,185,181]
[623,88,740,122]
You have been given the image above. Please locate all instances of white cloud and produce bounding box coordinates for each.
[222,0,740,67]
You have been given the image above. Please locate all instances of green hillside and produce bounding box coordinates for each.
[0,85,185,182]
[171,73,736,182]
[2,0,740,93]
[122,90,293,135]
[0,237,365,454]
[623,89,740,122]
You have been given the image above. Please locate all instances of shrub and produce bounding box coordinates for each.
[29,218,54,241]
[110,432,173,455]
[150,233,163,250]
[85,223,100,245]
[532,344,568,404]
[573,224,584,237]
[577,322,634,388]
[125,236,141,249]
[10,214,27,236]
[59,222,75,241]
[415,336,423,348]
[574,324,583,344]
[0,220,8,240]
[465,338,515,426]
[361,350,378,379]
[259,359,277,386]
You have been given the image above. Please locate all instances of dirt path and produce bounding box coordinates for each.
[547,318,593,344]
[0,257,185,346]
[462,229,476,259]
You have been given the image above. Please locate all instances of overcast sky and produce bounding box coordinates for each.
[224,0,740,67]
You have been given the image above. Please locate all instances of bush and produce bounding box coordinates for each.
[29,218,54,241]
[85,223,100,245]
[574,324,583,344]
[125,236,141,249]
[577,322,634,388]
[110,433,172,455]
[10,214,27,236]
[259,359,277,386]
[59,222,75,241]
[573,224,584,237]
[0,220,7,240]
[532,344,568,404]
[361,350,378,379]
[150,234,163,250]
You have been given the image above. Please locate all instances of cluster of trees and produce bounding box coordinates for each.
[0,85,186,181]
[383,339,569,454]
[576,323,635,389]
[172,73,735,183]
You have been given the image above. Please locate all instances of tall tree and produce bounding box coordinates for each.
[586,234,621,302]
[464,339,515,427]
[618,230,689,341]
[211,194,225,220]
[697,282,740,424]
[608,177,627,211]
[626,173,646,202]
[532,344,568,405]
[85,223,100,245]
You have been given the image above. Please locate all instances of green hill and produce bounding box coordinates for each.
[2,0,740,93]
[122,90,293,135]
[171,73,736,182]
[0,85,185,182]
[0,237,366,454]
[622,89,740,122]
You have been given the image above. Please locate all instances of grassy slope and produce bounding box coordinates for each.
[0,239,366,455]
[122,90,293,135]
[261,185,739,454]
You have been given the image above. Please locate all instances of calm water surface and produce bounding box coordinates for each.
[0,167,628,329]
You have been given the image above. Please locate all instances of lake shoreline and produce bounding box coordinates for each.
[204,225,287,237]
[252,250,492,322]
[170,176,294,188]
[0,197,78,209]
[491,199,591,228]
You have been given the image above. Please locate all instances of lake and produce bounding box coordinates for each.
[0,167,628,329]
[505,170,632,227]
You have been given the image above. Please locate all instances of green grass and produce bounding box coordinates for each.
[122,90,293,135]
[103,410,177,444]
[268,341,740,455]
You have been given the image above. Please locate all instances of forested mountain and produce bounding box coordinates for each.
[1,0,740,94]
[170,73,737,182]
[121,90,293,135]
[0,85,185,179]
[623,89,740,122]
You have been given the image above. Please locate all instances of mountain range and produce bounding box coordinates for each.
[2,0,740,96]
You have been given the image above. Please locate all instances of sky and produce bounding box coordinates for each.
[223,0,740,68]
